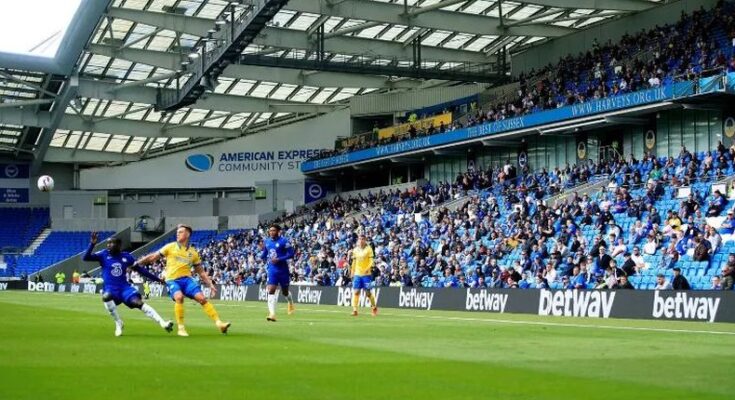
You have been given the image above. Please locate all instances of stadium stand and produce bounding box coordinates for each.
[13,231,115,277]
[0,208,49,250]
[163,142,734,291]
[310,1,735,160]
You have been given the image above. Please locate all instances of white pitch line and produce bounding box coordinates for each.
[14,294,735,336]
[214,303,735,336]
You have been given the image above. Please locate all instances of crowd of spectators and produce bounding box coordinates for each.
[309,1,735,161]
[130,143,735,292]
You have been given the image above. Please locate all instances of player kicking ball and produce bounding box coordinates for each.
[349,234,378,317]
[82,232,173,337]
[259,224,295,322]
[135,224,230,337]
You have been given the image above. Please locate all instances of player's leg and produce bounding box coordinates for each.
[166,279,188,336]
[123,289,173,332]
[101,291,125,335]
[365,285,378,316]
[280,274,295,315]
[266,267,279,321]
[351,277,364,316]
[189,280,230,334]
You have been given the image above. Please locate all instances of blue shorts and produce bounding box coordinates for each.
[103,285,140,306]
[166,277,202,300]
[267,267,290,288]
[352,275,373,290]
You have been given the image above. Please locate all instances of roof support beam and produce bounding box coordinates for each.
[520,0,654,12]
[32,76,78,174]
[284,0,575,37]
[44,147,142,163]
[77,78,343,114]
[0,70,58,98]
[0,99,54,109]
[87,44,422,88]
[105,6,529,59]
[0,107,242,138]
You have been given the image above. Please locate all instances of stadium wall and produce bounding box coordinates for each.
[79,109,348,190]
[7,282,734,323]
[511,0,719,75]
[0,163,74,208]
[348,84,487,116]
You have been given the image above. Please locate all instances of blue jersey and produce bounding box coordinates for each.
[261,236,294,271]
[83,244,136,290]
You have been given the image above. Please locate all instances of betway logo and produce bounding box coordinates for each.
[538,290,616,318]
[398,287,434,310]
[258,286,269,301]
[27,282,55,292]
[57,284,66,293]
[70,284,81,293]
[297,287,322,305]
[465,289,507,313]
[83,283,97,294]
[652,291,720,323]
[337,287,381,307]
[0,282,7,291]
[220,285,248,302]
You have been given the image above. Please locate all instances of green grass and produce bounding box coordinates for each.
[1,291,734,400]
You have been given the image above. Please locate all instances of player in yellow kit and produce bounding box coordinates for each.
[135,224,230,337]
[349,234,378,317]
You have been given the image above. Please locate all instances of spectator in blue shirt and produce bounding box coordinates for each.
[706,190,727,217]
[720,210,735,234]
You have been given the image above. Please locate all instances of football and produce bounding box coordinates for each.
[37,175,54,192]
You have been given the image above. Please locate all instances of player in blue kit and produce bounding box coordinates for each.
[82,232,173,337]
[259,224,295,321]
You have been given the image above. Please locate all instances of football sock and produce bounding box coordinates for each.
[141,303,166,325]
[201,302,220,322]
[367,291,377,308]
[174,302,184,326]
[285,292,294,304]
[104,301,122,324]
[267,293,277,316]
[352,292,360,311]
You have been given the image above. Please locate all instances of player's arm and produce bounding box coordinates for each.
[129,256,164,284]
[258,240,267,261]
[81,232,102,262]
[135,245,167,266]
[348,249,355,277]
[278,241,295,261]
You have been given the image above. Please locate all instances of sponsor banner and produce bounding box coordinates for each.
[304,180,335,204]
[302,82,695,172]
[0,163,30,179]
[79,111,347,189]
[0,163,30,204]
[377,113,452,140]
[6,282,735,323]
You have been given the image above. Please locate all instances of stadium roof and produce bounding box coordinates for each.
[0,0,666,166]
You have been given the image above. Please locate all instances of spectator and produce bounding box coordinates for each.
[706,190,726,216]
[671,267,691,290]
[711,276,722,290]
[654,274,672,290]
[692,236,709,262]
[616,275,635,289]
[722,265,734,290]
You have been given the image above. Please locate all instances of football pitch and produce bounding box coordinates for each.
[1,291,733,400]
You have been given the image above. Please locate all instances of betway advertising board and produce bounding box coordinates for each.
[79,110,347,189]
[7,281,734,323]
